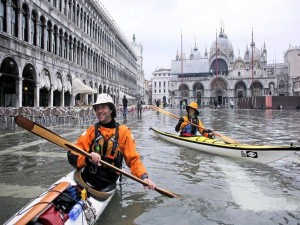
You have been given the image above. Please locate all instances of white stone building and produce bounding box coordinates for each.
[151,68,171,106]
[166,28,300,108]
[0,0,140,107]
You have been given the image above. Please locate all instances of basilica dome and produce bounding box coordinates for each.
[244,42,262,61]
[210,28,234,57]
[190,44,203,59]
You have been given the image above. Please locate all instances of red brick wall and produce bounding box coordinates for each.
[237,96,300,109]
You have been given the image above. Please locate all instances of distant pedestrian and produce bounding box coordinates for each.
[230,99,234,109]
[122,95,128,118]
[137,100,143,116]
[214,100,218,109]
[182,101,186,110]
[155,100,160,107]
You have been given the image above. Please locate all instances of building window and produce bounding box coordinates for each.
[0,0,6,32]
[58,0,62,11]
[238,71,241,76]
[31,12,37,45]
[39,17,45,49]
[52,26,57,54]
[59,31,63,57]
[46,22,51,52]
[21,5,29,42]
[64,34,68,58]
[279,80,285,89]
[11,0,18,37]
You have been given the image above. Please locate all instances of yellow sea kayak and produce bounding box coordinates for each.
[150,127,299,164]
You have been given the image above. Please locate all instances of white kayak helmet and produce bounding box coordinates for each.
[92,93,116,118]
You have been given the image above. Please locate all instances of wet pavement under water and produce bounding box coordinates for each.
[0,107,300,225]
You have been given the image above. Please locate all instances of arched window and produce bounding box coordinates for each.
[68,0,71,19]
[86,15,89,35]
[31,11,37,45]
[279,80,285,89]
[77,41,80,64]
[63,0,67,16]
[76,5,79,26]
[0,0,7,32]
[52,26,57,54]
[80,8,83,29]
[58,29,63,56]
[46,21,52,52]
[83,12,86,32]
[39,17,45,49]
[72,0,75,23]
[21,5,29,41]
[58,0,62,12]
[11,0,18,37]
[69,36,72,60]
[64,33,68,59]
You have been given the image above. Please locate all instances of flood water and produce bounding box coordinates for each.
[0,107,300,225]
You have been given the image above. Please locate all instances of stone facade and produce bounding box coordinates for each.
[152,28,300,108]
[0,0,140,107]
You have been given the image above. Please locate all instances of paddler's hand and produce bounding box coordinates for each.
[90,152,101,166]
[143,178,156,190]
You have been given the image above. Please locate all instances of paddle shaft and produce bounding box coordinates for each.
[151,105,239,144]
[14,116,179,198]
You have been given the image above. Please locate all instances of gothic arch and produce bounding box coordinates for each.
[210,58,229,75]
[250,81,263,96]
[178,83,189,98]
[234,81,247,98]
[0,57,19,106]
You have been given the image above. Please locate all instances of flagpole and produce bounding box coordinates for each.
[216,30,218,78]
[251,28,254,97]
[180,31,183,105]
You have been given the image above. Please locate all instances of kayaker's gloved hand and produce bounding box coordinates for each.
[175,117,184,132]
[207,133,215,139]
[203,128,212,133]
[179,117,184,123]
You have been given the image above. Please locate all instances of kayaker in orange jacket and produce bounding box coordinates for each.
[68,93,156,191]
[175,102,214,138]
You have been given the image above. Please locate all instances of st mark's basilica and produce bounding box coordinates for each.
[152,28,300,108]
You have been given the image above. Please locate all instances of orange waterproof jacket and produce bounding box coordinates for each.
[180,115,210,137]
[73,125,147,179]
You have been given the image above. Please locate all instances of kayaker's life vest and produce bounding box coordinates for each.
[82,123,123,188]
[181,116,199,136]
[91,122,123,168]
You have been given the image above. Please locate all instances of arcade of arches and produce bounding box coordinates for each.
[176,78,268,106]
[0,57,119,107]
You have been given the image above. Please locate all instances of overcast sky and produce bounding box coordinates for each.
[99,0,300,79]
